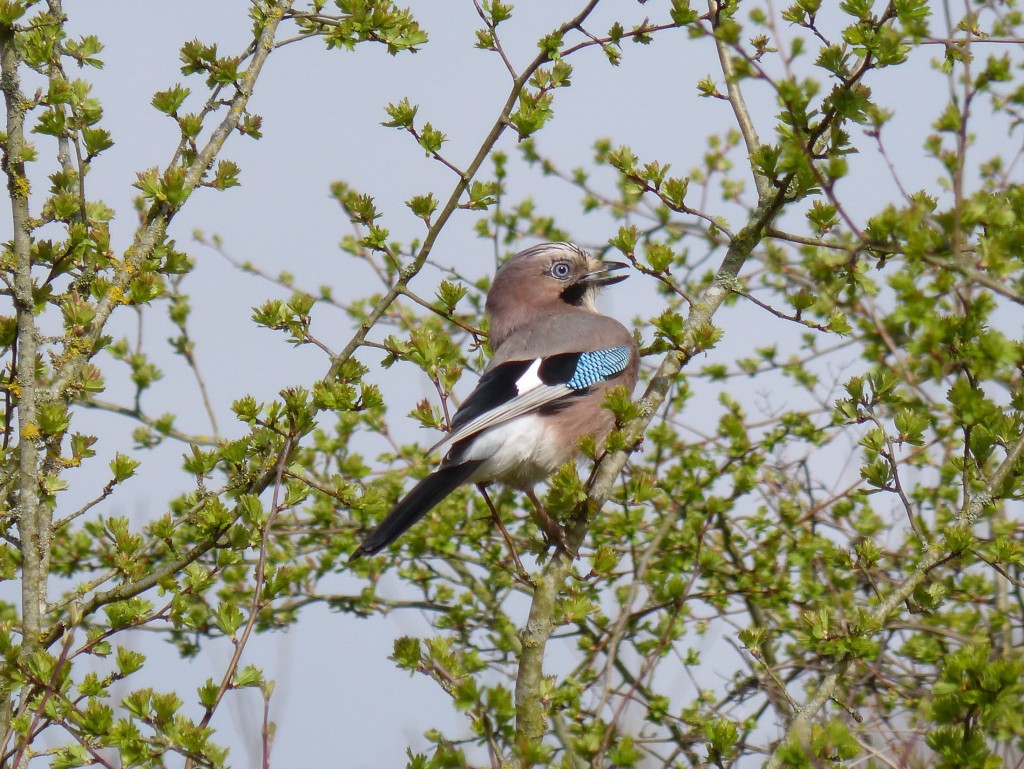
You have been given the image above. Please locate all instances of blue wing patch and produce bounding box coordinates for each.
[565,345,632,390]
[537,344,632,391]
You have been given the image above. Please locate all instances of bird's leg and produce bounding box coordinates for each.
[477,484,527,577]
[524,488,577,558]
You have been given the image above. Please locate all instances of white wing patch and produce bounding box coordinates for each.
[515,358,544,394]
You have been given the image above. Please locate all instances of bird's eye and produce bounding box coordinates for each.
[550,261,572,279]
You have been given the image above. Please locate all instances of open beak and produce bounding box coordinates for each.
[582,260,629,287]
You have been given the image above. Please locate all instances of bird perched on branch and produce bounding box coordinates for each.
[350,242,638,561]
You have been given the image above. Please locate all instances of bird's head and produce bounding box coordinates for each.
[488,241,627,310]
[484,242,629,349]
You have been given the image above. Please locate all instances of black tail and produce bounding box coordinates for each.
[349,460,484,561]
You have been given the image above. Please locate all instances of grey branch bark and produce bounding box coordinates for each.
[1,19,48,759]
[2,21,47,658]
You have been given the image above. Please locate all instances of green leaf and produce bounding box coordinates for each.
[645,243,673,273]
[38,401,70,435]
[82,127,114,157]
[210,159,241,190]
[406,192,437,221]
[115,646,145,676]
[392,636,422,670]
[151,84,191,115]
[109,453,140,483]
[610,224,639,255]
[232,665,263,688]
[0,1,27,26]
[435,280,467,311]
[827,309,852,335]
[705,717,739,759]
[382,97,417,128]
[670,0,699,24]
[214,602,244,637]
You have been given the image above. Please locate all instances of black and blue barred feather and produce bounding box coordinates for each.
[550,344,633,390]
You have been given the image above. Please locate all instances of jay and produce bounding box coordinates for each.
[351,242,638,560]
